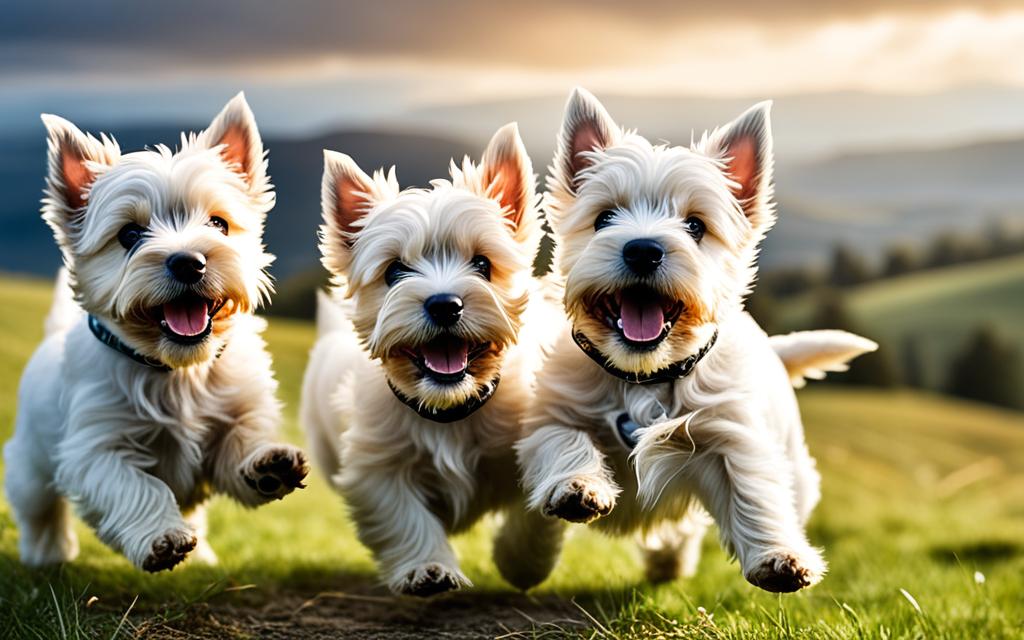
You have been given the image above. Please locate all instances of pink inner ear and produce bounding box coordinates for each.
[570,123,604,178]
[486,161,525,229]
[726,136,758,203]
[217,125,250,179]
[335,174,370,244]
[60,147,93,210]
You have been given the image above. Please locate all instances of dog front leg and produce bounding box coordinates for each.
[516,424,620,523]
[681,423,826,593]
[55,443,195,572]
[341,465,468,597]
[208,409,309,508]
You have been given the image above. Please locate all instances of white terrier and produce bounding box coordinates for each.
[4,94,308,572]
[301,124,563,596]
[516,89,876,592]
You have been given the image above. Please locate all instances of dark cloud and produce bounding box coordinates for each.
[1,0,1016,75]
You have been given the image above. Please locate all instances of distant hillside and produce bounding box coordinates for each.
[778,254,1024,390]
[763,137,1024,270]
[3,123,1024,279]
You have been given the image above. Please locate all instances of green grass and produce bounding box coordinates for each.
[778,254,1024,388]
[1,273,1023,638]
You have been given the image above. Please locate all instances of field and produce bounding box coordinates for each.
[1,273,1023,639]
[777,254,1024,389]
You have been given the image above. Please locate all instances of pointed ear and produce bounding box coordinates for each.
[705,101,775,229]
[553,87,619,192]
[481,122,535,233]
[197,92,267,193]
[321,150,379,251]
[41,114,119,220]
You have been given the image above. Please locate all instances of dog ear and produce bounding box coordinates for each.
[705,101,775,230]
[481,122,535,233]
[41,114,120,229]
[321,150,381,252]
[553,87,619,192]
[198,92,267,194]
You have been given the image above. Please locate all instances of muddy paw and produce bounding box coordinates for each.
[141,529,197,573]
[396,563,465,598]
[543,478,616,523]
[243,445,309,500]
[747,550,825,593]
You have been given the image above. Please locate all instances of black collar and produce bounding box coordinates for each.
[387,376,500,423]
[88,314,172,372]
[572,328,718,385]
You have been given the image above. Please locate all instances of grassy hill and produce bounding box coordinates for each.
[777,254,1024,389]
[1,274,1023,638]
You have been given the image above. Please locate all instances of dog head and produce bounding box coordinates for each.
[320,123,539,413]
[548,88,775,376]
[41,93,275,368]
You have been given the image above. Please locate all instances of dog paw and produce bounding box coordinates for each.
[242,445,309,501]
[543,478,616,523]
[746,549,826,593]
[141,529,197,573]
[395,563,466,598]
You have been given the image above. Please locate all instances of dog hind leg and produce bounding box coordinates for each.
[4,436,79,566]
[184,505,218,565]
[493,498,565,591]
[639,507,710,583]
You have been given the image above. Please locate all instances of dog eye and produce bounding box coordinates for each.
[470,255,491,280]
[207,216,229,236]
[594,210,618,232]
[384,260,413,287]
[683,216,706,242]
[117,223,147,250]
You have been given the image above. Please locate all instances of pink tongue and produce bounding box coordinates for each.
[421,337,469,375]
[163,298,209,337]
[620,293,665,342]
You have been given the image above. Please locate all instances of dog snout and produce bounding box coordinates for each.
[424,293,464,327]
[622,238,665,276]
[166,251,207,284]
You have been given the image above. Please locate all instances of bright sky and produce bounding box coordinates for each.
[3,1,1024,156]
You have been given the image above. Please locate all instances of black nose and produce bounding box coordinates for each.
[166,251,207,284]
[424,293,464,327]
[622,239,665,276]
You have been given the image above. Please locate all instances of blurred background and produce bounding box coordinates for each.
[2,0,1023,406]
[2,3,1024,636]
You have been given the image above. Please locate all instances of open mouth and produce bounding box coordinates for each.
[589,286,683,351]
[400,336,490,384]
[153,293,222,345]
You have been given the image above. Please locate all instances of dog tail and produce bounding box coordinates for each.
[44,267,84,337]
[770,330,878,388]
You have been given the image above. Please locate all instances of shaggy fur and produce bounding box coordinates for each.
[301,124,563,596]
[3,94,308,572]
[516,88,875,592]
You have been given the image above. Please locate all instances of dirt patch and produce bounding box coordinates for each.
[134,588,589,639]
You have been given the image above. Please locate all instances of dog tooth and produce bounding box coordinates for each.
[616,318,624,330]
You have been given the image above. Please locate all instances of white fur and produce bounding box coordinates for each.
[4,94,307,572]
[771,330,878,388]
[518,89,873,592]
[301,124,565,596]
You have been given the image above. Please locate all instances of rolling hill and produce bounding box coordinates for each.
[0,274,1022,638]
[3,120,1024,282]
[778,254,1024,389]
